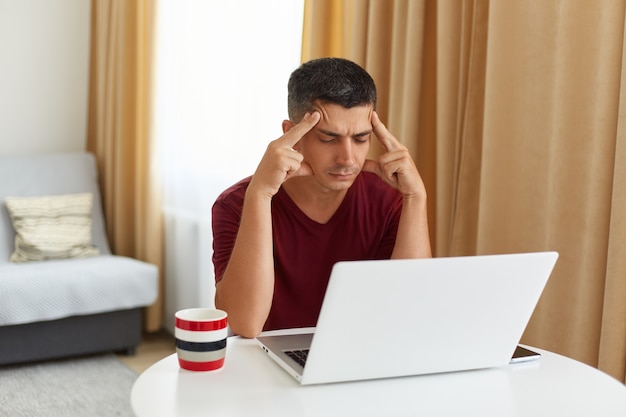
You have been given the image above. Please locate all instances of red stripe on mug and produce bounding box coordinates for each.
[175,317,228,331]
[178,358,225,372]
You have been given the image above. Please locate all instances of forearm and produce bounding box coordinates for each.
[391,195,432,259]
[215,189,275,338]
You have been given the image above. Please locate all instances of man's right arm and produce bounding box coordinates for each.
[214,188,275,338]
[214,112,320,338]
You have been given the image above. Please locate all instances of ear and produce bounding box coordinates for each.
[282,119,295,134]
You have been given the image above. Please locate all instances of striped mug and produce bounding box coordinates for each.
[175,308,228,371]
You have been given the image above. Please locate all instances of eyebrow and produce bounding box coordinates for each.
[317,128,373,138]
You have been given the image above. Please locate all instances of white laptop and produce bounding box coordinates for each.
[256,251,558,385]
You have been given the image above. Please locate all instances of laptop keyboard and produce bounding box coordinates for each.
[285,349,309,367]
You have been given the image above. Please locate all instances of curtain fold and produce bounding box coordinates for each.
[303,0,626,382]
[87,0,163,332]
[598,17,626,380]
[440,0,489,256]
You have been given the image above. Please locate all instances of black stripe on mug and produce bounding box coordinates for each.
[176,338,227,352]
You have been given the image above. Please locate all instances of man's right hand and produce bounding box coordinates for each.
[215,111,320,337]
[248,111,320,199]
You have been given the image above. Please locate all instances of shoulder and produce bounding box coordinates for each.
[213,176,252,211]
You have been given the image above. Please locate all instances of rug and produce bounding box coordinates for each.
[0,354,137,417]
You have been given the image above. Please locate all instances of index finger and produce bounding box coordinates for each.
[281,111,321,147]
[371,111,403,152]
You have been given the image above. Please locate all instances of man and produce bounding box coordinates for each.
[212,58,431,338]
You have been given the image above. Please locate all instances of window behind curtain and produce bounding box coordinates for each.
[153,0,304,332]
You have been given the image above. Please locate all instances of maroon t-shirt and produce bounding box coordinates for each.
[212,172,402,331]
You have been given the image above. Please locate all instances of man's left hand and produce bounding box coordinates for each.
[362,112,427,200]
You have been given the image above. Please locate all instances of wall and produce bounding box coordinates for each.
[0,0,90,155]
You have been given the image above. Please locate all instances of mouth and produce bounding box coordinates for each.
[327,170,358,181]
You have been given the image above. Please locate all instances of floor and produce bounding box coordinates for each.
[117,330,176,374]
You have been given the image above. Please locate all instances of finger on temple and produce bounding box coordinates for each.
[372,111,400,152]
[283,111,321,147]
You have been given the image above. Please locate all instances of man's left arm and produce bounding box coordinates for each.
[362,111,432,259]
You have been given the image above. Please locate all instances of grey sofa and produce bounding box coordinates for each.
[0,152,158,365]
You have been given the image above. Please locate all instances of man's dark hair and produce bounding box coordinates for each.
[287,57,377,122]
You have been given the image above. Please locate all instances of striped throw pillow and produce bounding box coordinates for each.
[5,193,100,263]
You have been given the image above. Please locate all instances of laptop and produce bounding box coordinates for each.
[256,251,558,385]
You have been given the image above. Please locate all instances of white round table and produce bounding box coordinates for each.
[132,331,626,417]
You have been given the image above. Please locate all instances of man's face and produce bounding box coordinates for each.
[294,101,373,192]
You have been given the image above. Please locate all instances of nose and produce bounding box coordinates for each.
[335,139,355,166]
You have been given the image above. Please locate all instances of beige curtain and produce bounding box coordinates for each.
[303,0,626,382]
[87,0,163,332]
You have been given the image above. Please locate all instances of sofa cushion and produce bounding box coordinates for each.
[0,152,112,264]
[5,193,100,262]
[0,255,158,326]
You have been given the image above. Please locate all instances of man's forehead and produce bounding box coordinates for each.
[312,99,373,112]
[311,101,373,128]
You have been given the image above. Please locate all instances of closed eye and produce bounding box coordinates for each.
[353,133,371,144]
[317,129,372,144]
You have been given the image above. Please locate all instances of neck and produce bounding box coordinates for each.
[282,177,348,224]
